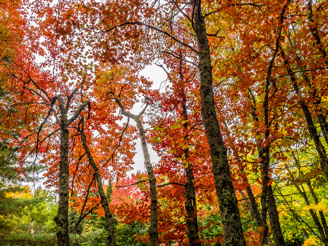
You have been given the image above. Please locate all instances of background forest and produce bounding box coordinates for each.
[1,0,328,245]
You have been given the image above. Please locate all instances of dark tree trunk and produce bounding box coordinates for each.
[296,183,328,245]
[240,176,270,245]
[80,121,116,246]
[267,185,285,246]
[307,182,328,236]
[288,155,328,245]
[258,147,271,246]
[179,54,200,246]
[298,67,328,147]
[251,4,289,243]
[52,93,89,246]
[239,188,262,228]
[317,114,328,145]
[307,0,328,145]
[182,111,200,246]
[249,17,286,244]
[184,163,199,245]
[257,145,285,246]
[56,122,70,246]
[191,1,246,245]
[245,182,262,228]
[225,119,267,243]
[308,0,328,65]
[281,49,328,179]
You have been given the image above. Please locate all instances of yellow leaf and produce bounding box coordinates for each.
[303,236,320,246]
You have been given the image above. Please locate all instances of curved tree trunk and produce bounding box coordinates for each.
[114,98,159,246]
[135,117,159,246]
[80,119,116,246]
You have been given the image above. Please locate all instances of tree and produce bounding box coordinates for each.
[94,64,159,245]
[79,117,116,246]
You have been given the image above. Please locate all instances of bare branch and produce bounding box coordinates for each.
[116,179,149,188]
[102,21,199,54]
[157,182,185,188]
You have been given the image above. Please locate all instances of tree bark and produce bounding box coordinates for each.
[239,189,262,229]
[250,4,289,243]
[267,185,285,246]
[52,94,89,246]
[292,50,328,148]
[307,0,328,67]
[281,49,328,179]
[184,162,199,246]
[296,183,328,245]
[114,98,159,246]
[249,7,287,240]
[224,121,266,242]
[307,182,328,236]
[180,55,200,246]
[307,0,328,145]
[135,117,159,246]
[191,1,246,245]
[80,119,116,246]
[258,146,271,246]
[286,156,328,245]
[55,120,70,246]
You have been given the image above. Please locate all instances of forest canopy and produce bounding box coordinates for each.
[1,0,328,246]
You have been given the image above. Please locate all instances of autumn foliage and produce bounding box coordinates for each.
[1,0,328,245]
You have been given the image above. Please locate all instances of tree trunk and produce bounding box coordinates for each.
[296,184,328,245]
[257,146,285,246]
[253,4,288,241]
[258,147,271,246]
[184,162,199,245]
[245,183,262,228]
[55,121,70,246]
[308,0,328,66]
[307,182,328,236]
[307,0,328,145]
[298,67,328,146]
[281,49,328,179]
[191,1,246,245]
[239,189,262,228]
[135,118,159,246]
[267,185,285,246]
[224,120,267,243]
[180,55,200,246]
[52,94,89,246]
[114,97,159,246]
[288,155,328,245]
[317,114,328,146]
[80,123,116,246]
